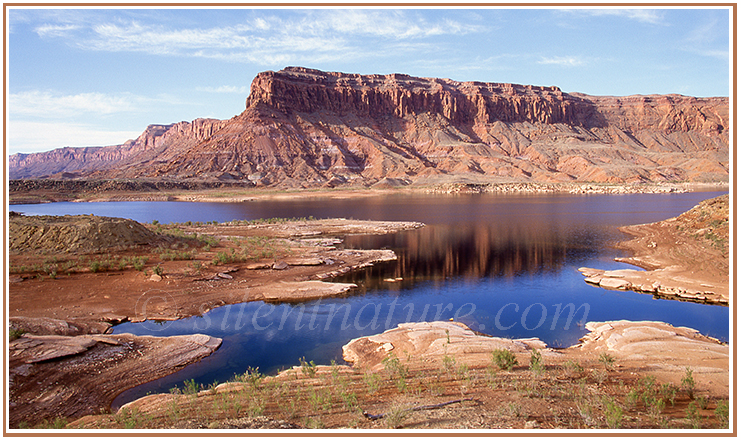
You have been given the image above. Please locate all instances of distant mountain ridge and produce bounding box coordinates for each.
[9,67,729,186]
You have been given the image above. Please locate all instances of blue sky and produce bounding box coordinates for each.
[6,6,731,154]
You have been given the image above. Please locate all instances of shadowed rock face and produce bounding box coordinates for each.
[10,67,729,186]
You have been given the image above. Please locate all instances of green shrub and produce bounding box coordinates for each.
[598,352,616,370]
[383,353,409,392]
[715,399,729,428]
[686,401,701,429]
[364,372,381,395]
[299,357,317,378]
[183,378,200,395]
[492,349,518,371]
[90,260,102,273]
[132,257,147,271]
[602,396,624,429]
[9,327,25,341]
[681,367,696,400]
[529,349,544,375]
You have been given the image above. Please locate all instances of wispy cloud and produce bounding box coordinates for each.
[559,8,665,25]
[681,19,729,59]
[10,90,148,117]
[35,23,81,37]
[196,85,250,94]
[538,56,586,67]
[8,121,142,154]
[31,10,485,65]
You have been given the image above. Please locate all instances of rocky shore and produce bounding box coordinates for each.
[9,177,729,204]
[578,194,729,305]
[7,214,424,428]
[422,181,702,195]
[9,326,221,428]
[66,320,728,430]
[6,194,730,430]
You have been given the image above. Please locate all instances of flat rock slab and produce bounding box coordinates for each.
[314,249,397,279]
[10,316,111,336]
[577,267,727,305]
[208,219,425,239]
[343,321,550,371]
[283,257,325,266]
[9,332,222,428]
[342,319,728,399]
[14,335,99,363]
[251,280,358,302]
[577,320,728,396]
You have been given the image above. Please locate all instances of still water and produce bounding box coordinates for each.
[12,191,730,406]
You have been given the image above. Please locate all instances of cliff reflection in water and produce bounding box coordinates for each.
[341,220,601,289]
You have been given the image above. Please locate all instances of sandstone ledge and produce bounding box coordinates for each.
[343,320,728,396]
[578,267,728,305]
[66,319,729,430]
[250,280,358,302]
[343,321,550,372]
[9,331,222,428]
[578,194,729,305]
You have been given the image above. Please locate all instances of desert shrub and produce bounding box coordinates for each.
[602,396,624,429]
[364,372,381,395]
[299,357,317,378]
[9,327,25,341]
[383,353,409,392]
[686,401,701,429]
[715,399,729,428]
[183,379,200,395]
[384,401,411,429]
[681,367,696,400]
[598,352,616,370]
[492,349,518,371]
[529,349,544,375]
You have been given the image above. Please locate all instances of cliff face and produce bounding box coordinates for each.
[9,67,729,186]
[246,68,591,125]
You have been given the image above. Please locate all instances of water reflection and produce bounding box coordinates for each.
[341,221,605,288]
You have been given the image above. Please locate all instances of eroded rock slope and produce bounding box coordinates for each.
[10,67,729,187]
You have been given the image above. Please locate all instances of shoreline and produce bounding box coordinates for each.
[8,179,729,205]
[7,215,424,427]
[67,320,729,430]
[577,194,730,305]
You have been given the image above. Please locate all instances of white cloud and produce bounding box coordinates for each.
[196,85,250,94]
[681,19,729,59]
[34,23,80,37]
[31,10,484,65]
[538,56,586,67]
[8,121,141,154]
[9,90,148,117]
[561,8,665,25]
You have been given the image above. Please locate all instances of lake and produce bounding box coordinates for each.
[11,191,730,407]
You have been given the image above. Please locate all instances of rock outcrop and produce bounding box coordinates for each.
[9,213,166,253]
[9,330,222,428]
[342,320,728,396]
[578,194,729,305]
[10,67,729,187]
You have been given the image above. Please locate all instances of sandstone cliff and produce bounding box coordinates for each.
[9,67,729,186]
